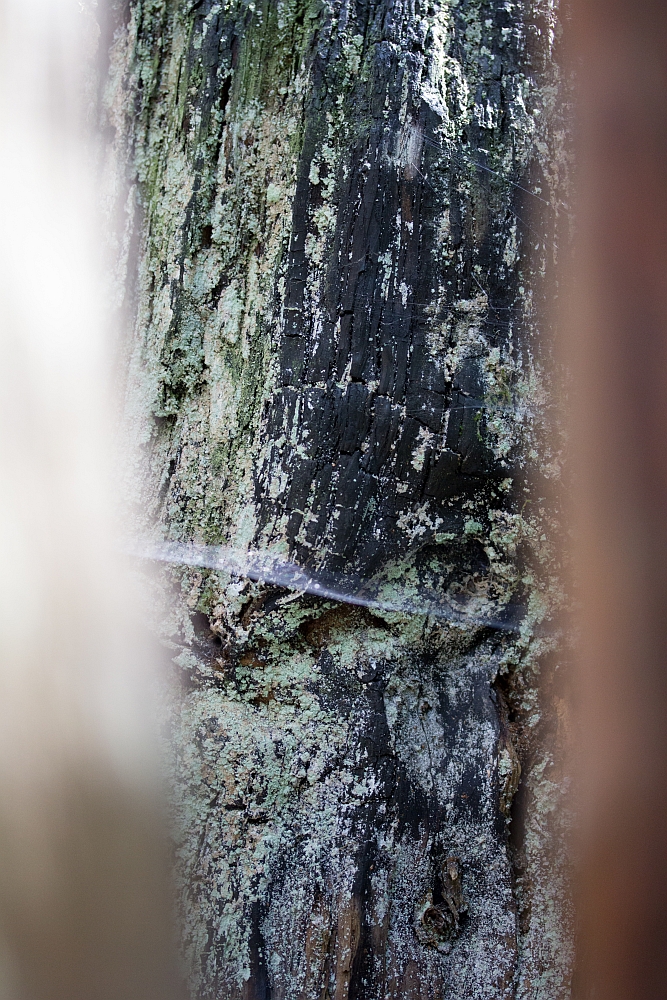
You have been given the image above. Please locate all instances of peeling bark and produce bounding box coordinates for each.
[101,1,572,996]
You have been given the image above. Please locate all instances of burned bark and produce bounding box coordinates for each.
[101,1,572,996]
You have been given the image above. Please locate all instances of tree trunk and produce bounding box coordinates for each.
[101,1,571,997]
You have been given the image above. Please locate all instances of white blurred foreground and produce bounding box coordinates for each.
[0,3,179,998]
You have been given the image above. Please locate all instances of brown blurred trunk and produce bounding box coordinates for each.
[568,2,667,997]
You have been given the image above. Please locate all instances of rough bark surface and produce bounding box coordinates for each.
[101,1,572,997]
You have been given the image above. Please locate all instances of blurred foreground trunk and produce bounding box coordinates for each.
[0,3,181,999]
[102,2,572,997]
[568,2,667,997]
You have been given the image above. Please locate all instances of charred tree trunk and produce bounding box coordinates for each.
[101,1,571,997]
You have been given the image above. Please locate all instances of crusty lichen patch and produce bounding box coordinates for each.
[156,574,521,997]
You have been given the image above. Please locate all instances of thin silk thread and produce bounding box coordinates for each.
[127,540,528,633]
